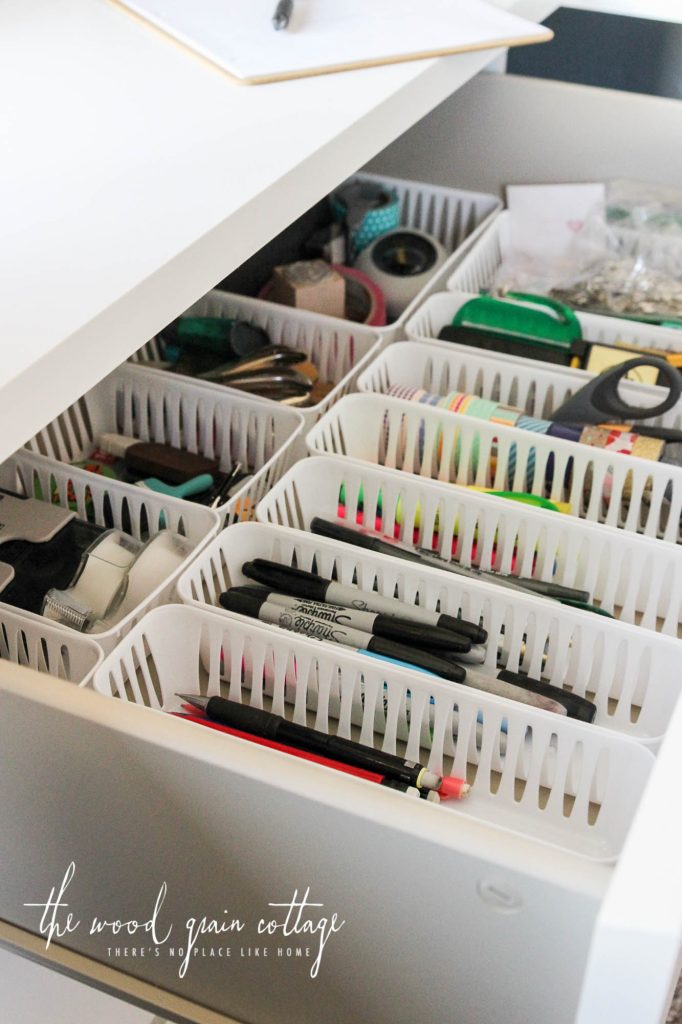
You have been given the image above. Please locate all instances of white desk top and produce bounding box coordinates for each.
[0,0,553,463]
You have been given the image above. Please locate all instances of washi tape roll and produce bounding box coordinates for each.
[329,183,401,257]
[632,435,665,461]
[547,422,583,443]
[463,396,500,421]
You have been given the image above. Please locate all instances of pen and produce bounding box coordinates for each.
[241,558,488,645]
[228,585,473,652]
[175,694,470,798]
[272,0,294,30]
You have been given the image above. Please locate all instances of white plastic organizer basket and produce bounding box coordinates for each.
[256,456,682,638]
[92,603,654,863]
[133,289,382,426]
[177,521,682,747]
[0,450,219,654]
[444,212,682,352]
[0,606,102,687]
[341,172,502,327]
[26,362,304,527]
[358,336,682,431]
[305,393,682,544]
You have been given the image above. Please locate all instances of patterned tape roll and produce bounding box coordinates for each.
[547,422,583,443]
[632,435,665,461]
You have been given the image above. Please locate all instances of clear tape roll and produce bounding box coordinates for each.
[43,529,192,633]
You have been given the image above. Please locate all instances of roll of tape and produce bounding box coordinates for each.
[42,530,142,631]
[259,264,386,326]
[115,531,194,621]
[354,229,447,320]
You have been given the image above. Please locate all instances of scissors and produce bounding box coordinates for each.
[552,356,682,439]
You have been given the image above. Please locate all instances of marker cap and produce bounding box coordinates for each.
[219,589,266,619]
[497,669,596,723]
[242,559,329,602]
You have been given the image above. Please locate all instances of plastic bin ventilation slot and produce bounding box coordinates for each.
[256,456,682,637]
[0,450,219,654]
[305,393,682,544]
[93,604,654,864]
[177,521,682,747]
[25,362,304,527]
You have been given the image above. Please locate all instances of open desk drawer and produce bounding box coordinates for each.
[3,66,682,1024]
[0,638,680,1024]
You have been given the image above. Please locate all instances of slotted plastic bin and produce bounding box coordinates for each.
[0,605,102,686]
[26,362,304,527]
[0,449,219,654]
[256,456,682,638]
[335,172,502,328]
[132,289,384,426]
[305,393,682,544]
[443,211,682,352]
[357,336,682,430]
[176,521,682,748]
[92,603,654,863]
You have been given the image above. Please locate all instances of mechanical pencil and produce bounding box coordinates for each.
[175,693,469,798]
[171,711,440,801]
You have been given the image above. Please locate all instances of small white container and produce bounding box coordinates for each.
[0,450,219,654]
[305,393,682,545]
[0,605,102,687]
[93,603,654,863]
[256,455,682,638]
[358,335,682,430]
[132,289,384,426]
[444,211,682,351]
[26,361,304,528]
[176,521,682,748]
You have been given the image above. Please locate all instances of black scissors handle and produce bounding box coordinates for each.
[552,356,682,424]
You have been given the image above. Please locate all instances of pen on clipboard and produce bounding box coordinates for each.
[272,0,294,30]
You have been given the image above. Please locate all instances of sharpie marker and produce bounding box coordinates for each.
[219,590,578,716]
[176,694,469,798]
[242,558,488,645]
[228,586,472,653]
[310,517,592,605]
[220,588,467,683]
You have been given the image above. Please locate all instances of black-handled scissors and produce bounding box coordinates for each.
[552,356,682,436]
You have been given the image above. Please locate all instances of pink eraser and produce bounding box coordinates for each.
[438,776,471,801]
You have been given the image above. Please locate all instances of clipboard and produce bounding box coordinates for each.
[115,0,553,85]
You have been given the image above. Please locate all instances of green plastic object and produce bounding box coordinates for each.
[452,293,583,348]
[176,317,236,343]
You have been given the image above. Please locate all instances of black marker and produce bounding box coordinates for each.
[218,590,588,716]
[229,585,472,652]
[310,518,592,606]
[219,588,468,683]
[242,558,488,645]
